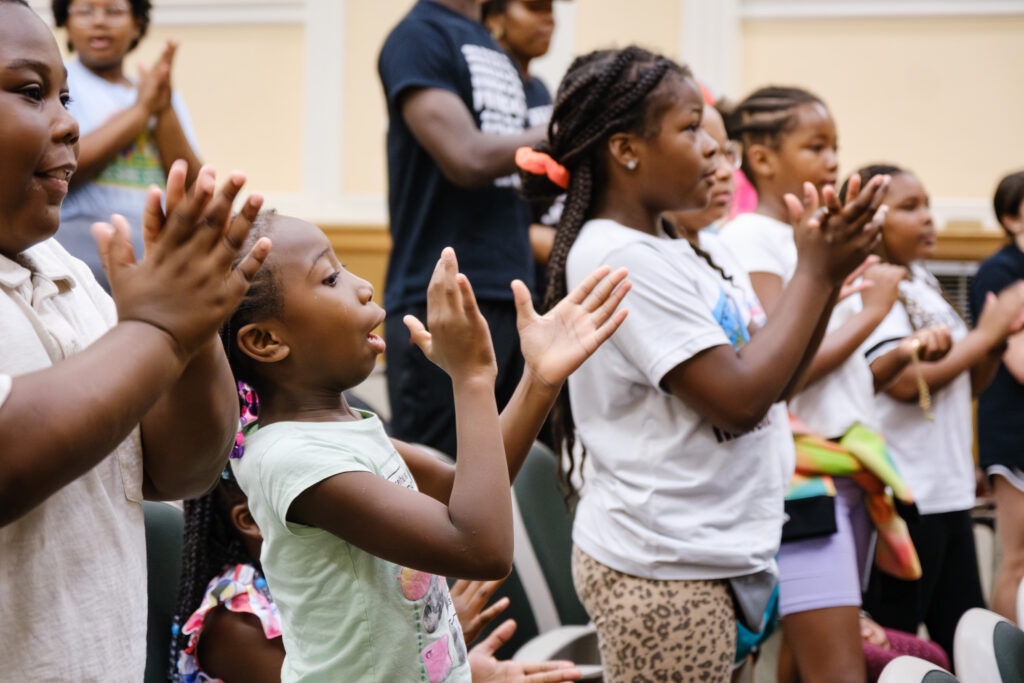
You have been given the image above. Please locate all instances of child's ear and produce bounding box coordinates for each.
[744,143,776,183]
[606,132,640,174]
[229,501,262,544]
[237,323,290,363]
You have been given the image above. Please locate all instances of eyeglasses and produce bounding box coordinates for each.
[716,140,743,171]
[67,3,133,21]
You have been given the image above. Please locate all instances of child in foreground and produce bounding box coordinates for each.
[172,466,583,683]
[221,212,629,682]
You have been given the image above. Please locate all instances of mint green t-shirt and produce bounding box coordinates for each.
[232,413,471,683]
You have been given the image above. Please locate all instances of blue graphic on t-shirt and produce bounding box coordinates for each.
[712,290,750,350]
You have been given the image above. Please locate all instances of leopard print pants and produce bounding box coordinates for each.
[572,545,736,683]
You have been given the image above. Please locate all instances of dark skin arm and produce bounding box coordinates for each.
[393,265,630,503]
[0,164,268,526]
[401,87,545,188]
[880,283,1024,402]
[197,608,284,683]
[287,264,630,579]
[664,179,888,434]
[788,262,906,393]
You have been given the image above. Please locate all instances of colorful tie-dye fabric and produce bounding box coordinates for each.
[788,416,922,580]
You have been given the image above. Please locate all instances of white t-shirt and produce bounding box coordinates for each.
[60,59,199,283]
[232,415,471,683]
[567,219,789,581]
[863,263,975,514]
[720,212,878,437]
[0,239,146,680]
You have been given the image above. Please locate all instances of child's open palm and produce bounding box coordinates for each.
[404,247,497,384]
[513,266,631,389]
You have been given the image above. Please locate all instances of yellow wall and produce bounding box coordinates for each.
[49,3,1023,299]
[741,15,1024,200]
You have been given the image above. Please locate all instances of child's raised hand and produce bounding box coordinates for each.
[898,325,952,363]
[977,281,1024,347]
[513,265,631,389]
[449,578,509,645]
[404,247,497,384]
[466,619,582,682]
[837,255,880,301]
[787,176,889,286]
[858,262,907,315]
[91,165,270,360]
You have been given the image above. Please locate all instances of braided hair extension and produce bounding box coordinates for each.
[518,46,690,501]
[724,86,823,190]
[168,467,254,681]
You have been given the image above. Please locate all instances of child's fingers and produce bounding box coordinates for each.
[564,264,612,306]
[216,194,264,269]
[456,272,481,317]
[159,169,216,248]
[227,237,271,297]
[511,279,539,328]
[90,221,115,278]
[141,185,166,255]
[163,159,188,218]
[845,172,863,205]
[403,314,432,354]
[470,619,517,655]
[580,266,629,315]
[475,596,510,626]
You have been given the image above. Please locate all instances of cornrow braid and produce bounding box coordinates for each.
[725,86,823,189]
[518,45,690,502]
[219,210,281,389]
[168,468,253,681]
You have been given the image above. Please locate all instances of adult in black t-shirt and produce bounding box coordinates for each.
[379,0,544,457]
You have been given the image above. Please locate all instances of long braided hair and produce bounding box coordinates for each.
[518,46,690,500]
[168,212,280,679]
[723,86,824,189]
[168,467,256,680]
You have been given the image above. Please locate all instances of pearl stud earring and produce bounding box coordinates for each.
[627,160,637,170]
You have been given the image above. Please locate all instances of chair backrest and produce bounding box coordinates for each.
[877,655,959,683]
[954,607,1024,683]
[143,501,185,683]
[511,440,589,628]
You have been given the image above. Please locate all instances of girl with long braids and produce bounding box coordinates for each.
[853,164,1024,664]
[516,46,889,681]
[719,87,952,683]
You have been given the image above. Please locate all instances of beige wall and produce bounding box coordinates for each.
[47,1,1023,282]
[741,15,1024,203]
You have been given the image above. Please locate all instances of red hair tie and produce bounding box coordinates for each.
[515,147,570,190]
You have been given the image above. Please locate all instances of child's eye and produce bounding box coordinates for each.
[61,93,73,109]
[323,272,339,287]
[20,85,43,102]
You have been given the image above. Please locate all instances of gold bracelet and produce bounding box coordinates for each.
[909,339,934,422]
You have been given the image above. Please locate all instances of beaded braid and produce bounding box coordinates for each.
[168,468,254,681]
[518,46,690,501]
[724,86,823,189]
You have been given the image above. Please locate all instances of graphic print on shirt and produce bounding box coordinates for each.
[461,44,527,188]
[711,289,750,350]
[95,130,165,189]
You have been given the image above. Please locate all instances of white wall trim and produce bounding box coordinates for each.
[743,0,1024,20]
[931,197,1000,231]
[303,1,344,209]
[680,0,741,99]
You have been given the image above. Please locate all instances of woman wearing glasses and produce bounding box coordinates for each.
[52,0,202,290]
